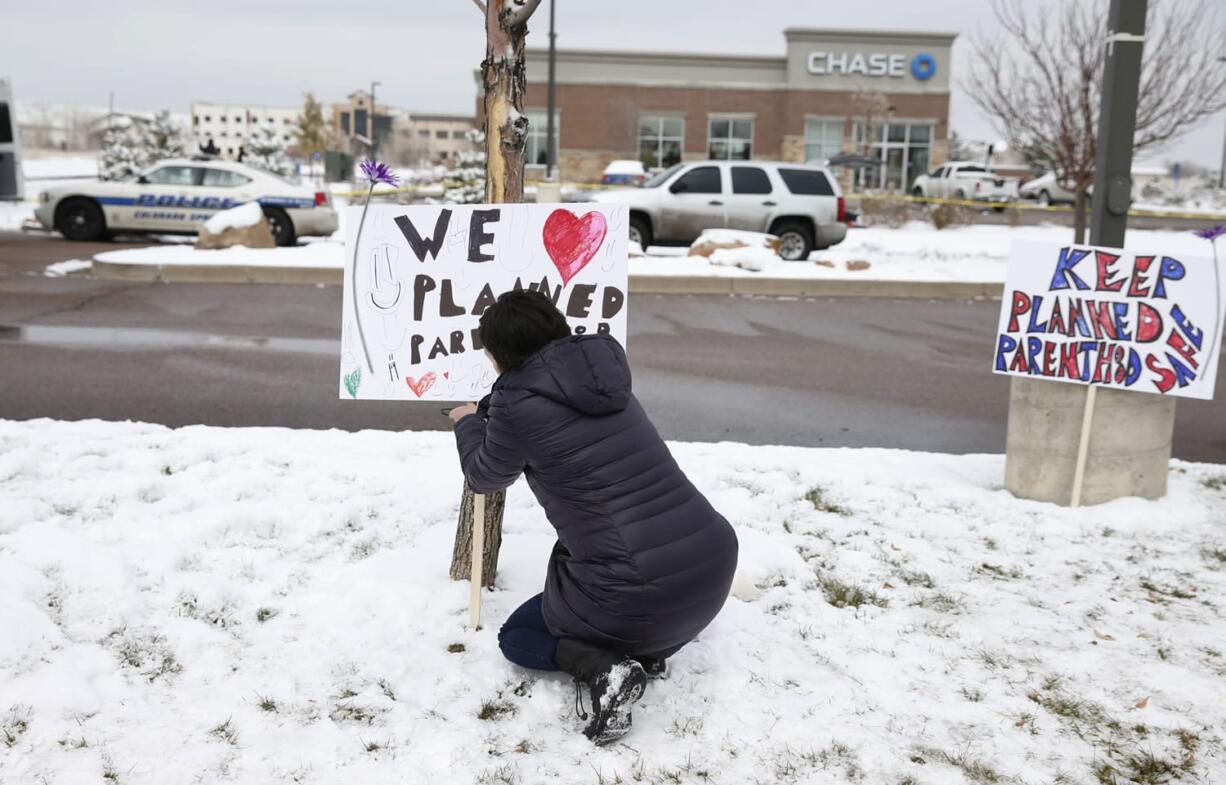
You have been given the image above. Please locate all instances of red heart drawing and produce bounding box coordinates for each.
[443,372,450,380]
[405,372,437,398]
[542,209,608,286]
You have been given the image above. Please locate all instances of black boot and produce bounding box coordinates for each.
[634,656,668,680]
[554,638,648,745]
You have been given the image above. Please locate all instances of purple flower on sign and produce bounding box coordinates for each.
[359,159,399,188]
[1193,224,1226,242]
[349,159,400,378]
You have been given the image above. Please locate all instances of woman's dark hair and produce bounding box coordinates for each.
[479,289,571,372]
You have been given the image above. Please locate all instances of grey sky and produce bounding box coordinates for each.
[3,0,1223,167]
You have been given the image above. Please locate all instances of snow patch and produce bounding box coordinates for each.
[43,259,92,277]
[202,202,264,235]
[0,419,1223,783]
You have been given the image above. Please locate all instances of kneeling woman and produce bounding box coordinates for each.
[450,290,738,745]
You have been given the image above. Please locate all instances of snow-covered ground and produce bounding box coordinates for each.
[94,243,341,270]
[87,221,1217,284]
[1,419,1223,784]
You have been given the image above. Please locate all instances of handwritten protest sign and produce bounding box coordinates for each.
[992,239,1225,400]
[340,203,629,401]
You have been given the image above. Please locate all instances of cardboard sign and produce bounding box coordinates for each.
[992,239,1225,400]
[340,203,629,401]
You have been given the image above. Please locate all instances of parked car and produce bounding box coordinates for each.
[0,77,22,202]
[35,158,338,245]
[600,159,648,187]
[1020,171,1091,206]
[589,160,847,260]
[911,162,1020,203]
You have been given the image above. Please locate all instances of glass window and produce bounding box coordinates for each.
[234,116,242,123]
[145,166,197,186]
[340,113,350,135]
[199,168,253,187]
[0,103,12,144]
[453,130,467,139]
[671,166,721,194]
[525,110,560,166]
[731,166,772,195]
[853,121,935,192]
[708,116,753,160]
[778,168,834,196]
[205,115,212,122]
[435,130,448,139]
[803,119,843,163]
[643,162,685,189]
[638,115,684,170]
[354,109,368,138]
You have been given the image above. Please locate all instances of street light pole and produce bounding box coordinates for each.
[1218,57,1225,189]
[370,80,381,161]
[545,0,557,179]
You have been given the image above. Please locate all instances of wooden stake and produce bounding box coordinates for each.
[470,492,486,629]
[1070,385,1097,507]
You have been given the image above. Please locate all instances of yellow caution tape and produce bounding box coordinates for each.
[851,191,1226,221]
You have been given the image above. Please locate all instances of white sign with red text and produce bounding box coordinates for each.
[992,239,1225,400]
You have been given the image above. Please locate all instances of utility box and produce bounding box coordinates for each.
[0,78,23,202]
[324,150,355,184]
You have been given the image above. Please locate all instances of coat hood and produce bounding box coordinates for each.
[500,334,631,415]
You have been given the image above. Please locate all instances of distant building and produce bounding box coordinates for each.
[331,91,399,157]
[191,102,299,159]
[404,113,477,164]
[508,27,957,187]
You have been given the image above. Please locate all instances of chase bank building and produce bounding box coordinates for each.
[521,28,956,190]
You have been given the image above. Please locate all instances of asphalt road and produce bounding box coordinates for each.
[1,231,1224,462]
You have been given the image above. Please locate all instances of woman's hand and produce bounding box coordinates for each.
[448,402,479,423]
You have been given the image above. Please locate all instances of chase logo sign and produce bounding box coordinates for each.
[910,53,937,81]
[806,50,938,81]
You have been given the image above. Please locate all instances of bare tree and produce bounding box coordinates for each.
[850,91,892,189]
[449,0,544,589]
[965,0,1226,243]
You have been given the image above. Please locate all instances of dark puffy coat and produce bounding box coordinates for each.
[453,334,738,659]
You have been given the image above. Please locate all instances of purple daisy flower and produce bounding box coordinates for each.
[359,159,399,188]
[1193,224,1226,242]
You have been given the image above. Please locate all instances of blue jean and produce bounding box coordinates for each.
[498,593,560,671]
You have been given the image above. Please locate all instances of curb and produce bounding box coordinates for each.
[90,257,1004,300]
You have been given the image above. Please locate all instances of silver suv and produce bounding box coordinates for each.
[589,160,847,260]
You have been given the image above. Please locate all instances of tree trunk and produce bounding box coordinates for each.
[449,480,506,588]
[1072,185,1089,245]
[450,0,541,588]
[481,0,539,203]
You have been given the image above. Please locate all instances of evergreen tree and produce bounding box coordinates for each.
[441,130,486,204]
[244,124,296,177]
[293,92,330,159]
[99,124,146,181]
[140,110,184,164]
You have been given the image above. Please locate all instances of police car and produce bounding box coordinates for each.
[35,157,338,246]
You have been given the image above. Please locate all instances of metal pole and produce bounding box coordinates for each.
[370,81,380,161]
[1071,0,1147,507]
[545,0,557,179]
[1089,0,1146,249]
[1219,58,1226,190]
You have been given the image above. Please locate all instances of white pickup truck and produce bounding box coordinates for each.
[911,162,1020,204]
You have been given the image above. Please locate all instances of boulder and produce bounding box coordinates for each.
[688,229,781,258]
[196,203,275,250]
